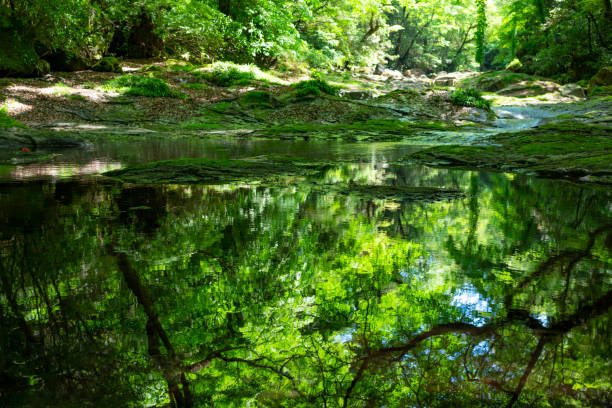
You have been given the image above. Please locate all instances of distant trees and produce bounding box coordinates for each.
[0,0,610,78]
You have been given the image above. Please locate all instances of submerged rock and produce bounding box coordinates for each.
[560,83,586,98]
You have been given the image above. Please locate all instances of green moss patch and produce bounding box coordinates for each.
[261,119,461,141]
[459,71,551,92]
[292,79,339,99]
[103,75,181,97]
[402,122,612,183]
[0,107,26,128]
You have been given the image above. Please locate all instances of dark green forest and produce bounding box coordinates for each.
[1,1,612,408]
[1,0,611,79]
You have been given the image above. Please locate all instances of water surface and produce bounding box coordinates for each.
[1,132,611,407]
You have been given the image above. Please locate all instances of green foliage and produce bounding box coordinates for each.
[450,88,491,110]
[201,62,256,86]
[589,86,612,97]
[103,75,180,97]
[293,79,339,98]
[0,106,25,128]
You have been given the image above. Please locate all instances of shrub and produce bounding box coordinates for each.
[450,88,491,110]
[201,62,256,87]
[199,62,287,87]
[505,58,523,73]
[103,75,179,97]
[293,79,338,98]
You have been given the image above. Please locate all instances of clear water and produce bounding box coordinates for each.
[1,125,611,407]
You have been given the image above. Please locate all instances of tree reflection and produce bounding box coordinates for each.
[1,172,611,407]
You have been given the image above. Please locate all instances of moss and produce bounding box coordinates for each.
[103,156,325,184]
[238,91,280,108]
[165,59,196,71]
[292,79,339,99]
[459,71,543,92]
[505,59,523,73]
[0,107,26,128]
[403,122,612,183]
[261,119,461,141]
[92,57,122,73]
[103,75,182,97]
[589,86,612,97]
[67,94,86,102]
[181,83,210,90]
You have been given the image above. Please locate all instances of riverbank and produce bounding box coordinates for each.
[2,61,612,184]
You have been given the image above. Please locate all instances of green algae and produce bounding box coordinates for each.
[402,122,612,183]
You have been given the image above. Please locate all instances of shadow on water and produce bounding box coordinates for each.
[1,153,612,407]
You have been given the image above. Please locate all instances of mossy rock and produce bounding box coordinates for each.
[92,57,122,73]
[260,119,461,141]
[238,91,281,108]
[505,59,523,73]
[588,67,612,90]
[0,107,26,129]
[402,122,612,184]
[0,28,42,77]
[103,157,327,185]
[46,50,89,72]
[459,71,546,92]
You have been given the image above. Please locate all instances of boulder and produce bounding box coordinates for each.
[588,66,612,90]
[505,58,523,73]
[497,80,560,97]
[46,50,89,72]
[383,69,404,80]
[374,64,385,75]
[434,75,457,87]
[92,57,122,73]
[0,29,45,77]
[403,68,425,78]
[560,83,586,98]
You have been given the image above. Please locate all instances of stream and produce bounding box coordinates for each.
[1,104,611,406]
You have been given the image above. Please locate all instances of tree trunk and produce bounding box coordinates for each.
[219,0,231,16]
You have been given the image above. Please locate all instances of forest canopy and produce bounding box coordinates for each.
[0,0,611,80]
